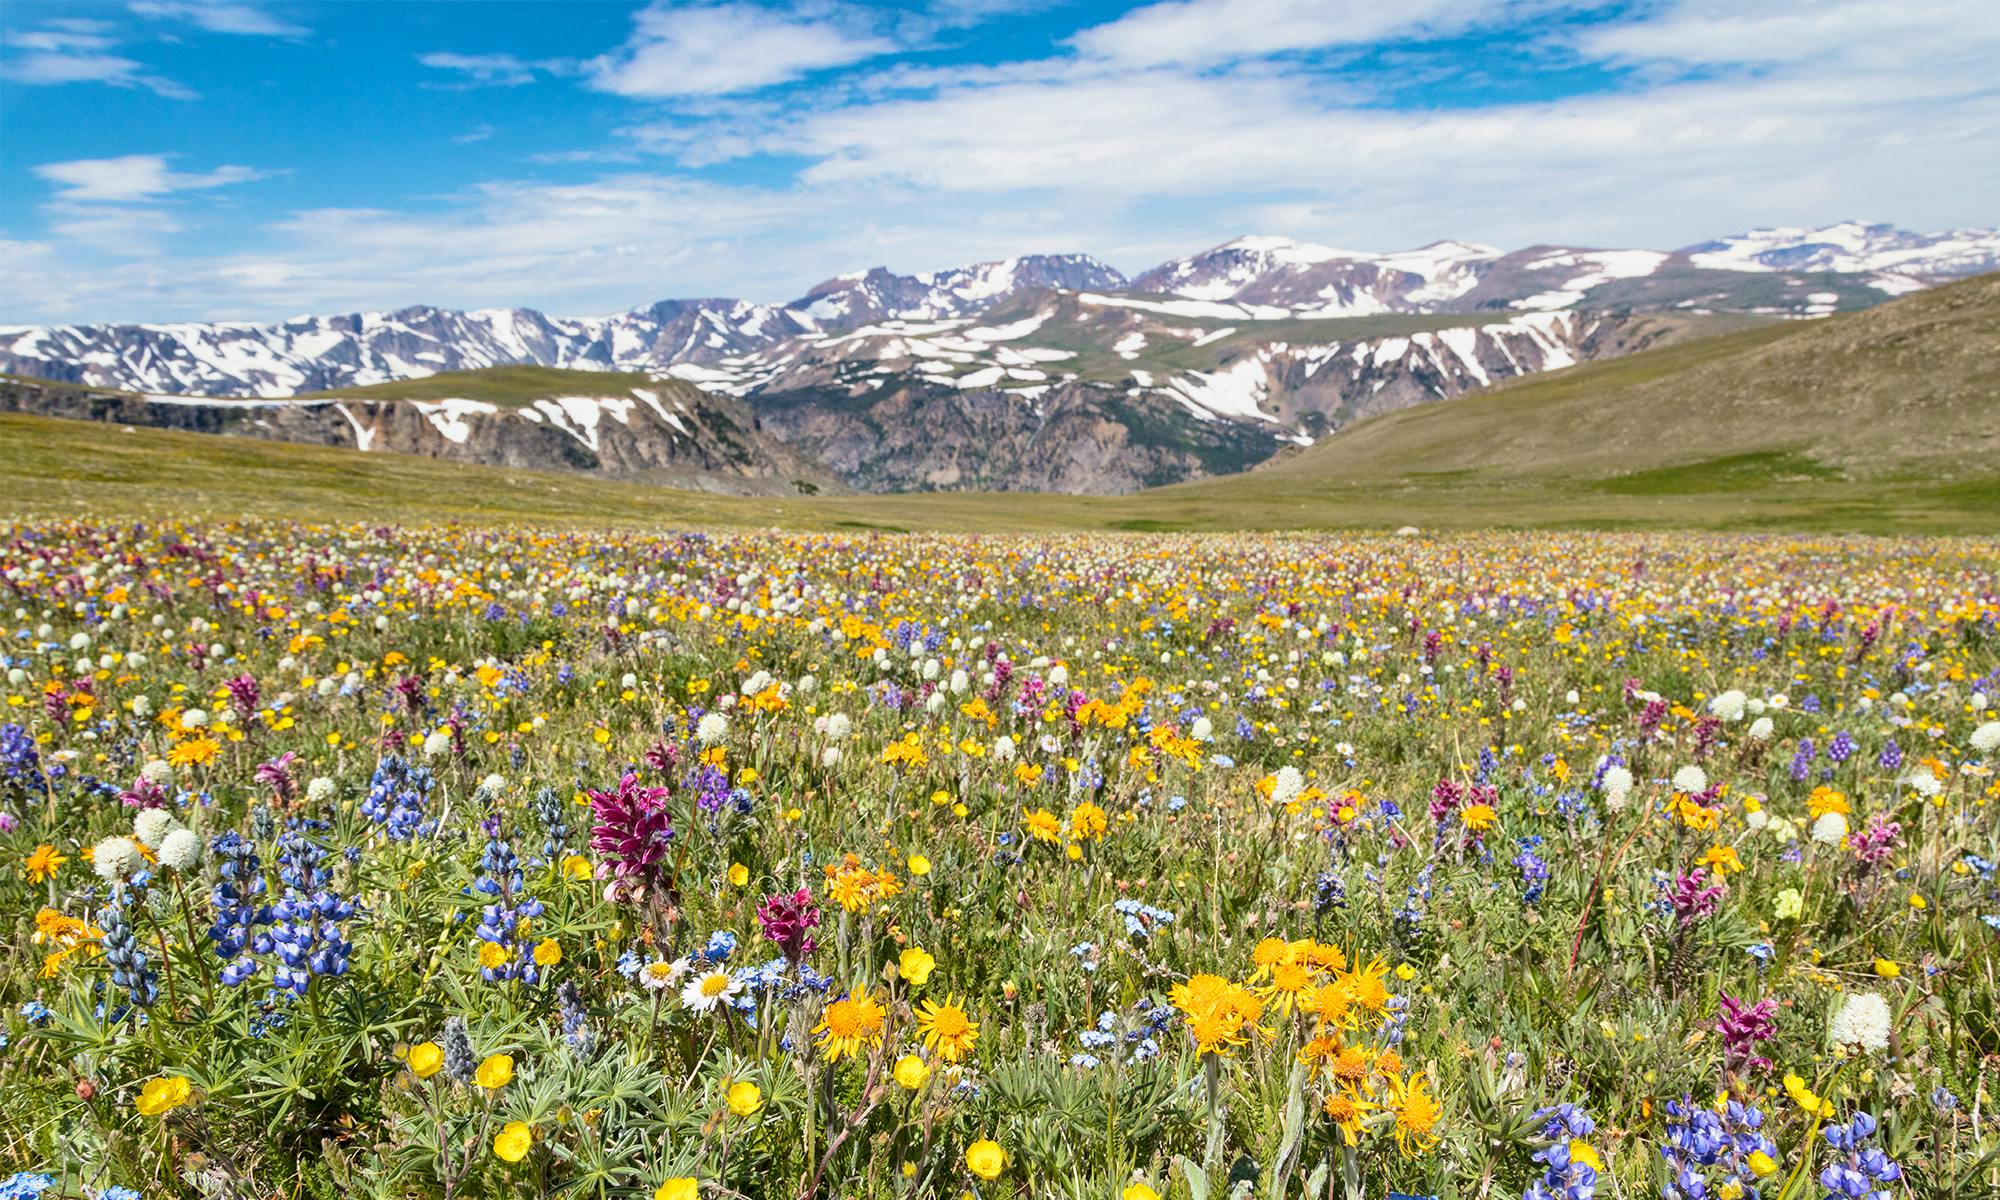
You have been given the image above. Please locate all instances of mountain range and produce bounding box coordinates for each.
[4,272,1995,534]
[4,220,1995,494]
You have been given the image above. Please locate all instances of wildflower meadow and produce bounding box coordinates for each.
[1,523,1997,1200]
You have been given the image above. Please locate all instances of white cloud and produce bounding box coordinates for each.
[1,23,196,98]
[587,1,895,97]
[2,3,301,99]
[1578,0,1975,68]
[126,2,308,38]
[419,52,572,88]
[34,155,268,203]
[1071,0,1488,67]
[6,0,1998,325]
[24,155,273,262]
[712,0,2000,251]
[43,205,186,257]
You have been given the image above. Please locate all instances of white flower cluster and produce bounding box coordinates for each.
[130,808,202,871]
[1270,766,1305,806]
[1971,720,2000,756]
[696,712,730,745]
[1600,763,1635,811]
[1707,690,1748,722]
[134,808,177,848]
[1671,765,1708,794]
[93,836,144,883]
[1827,991,1892,1053]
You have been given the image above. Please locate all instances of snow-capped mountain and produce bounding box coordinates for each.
[793,254,1128,327]
[1133,236,1501,315]
[0,300,807,398]
[1679,221,2000,279]
[1126,222,2000,318]
[2,219,1993,494]
[7,223,1992,400]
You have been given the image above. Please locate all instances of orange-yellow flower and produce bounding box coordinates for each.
[24,844,66,884]
[814,986,886,1063]
[914,995,980,1063]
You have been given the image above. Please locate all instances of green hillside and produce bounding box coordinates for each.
[1229,271,2000,485]
[296,365,678,407]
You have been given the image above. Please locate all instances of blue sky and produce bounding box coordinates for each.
[3,0,1996,323]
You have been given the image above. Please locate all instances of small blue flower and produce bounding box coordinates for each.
[0,1174,57,1200]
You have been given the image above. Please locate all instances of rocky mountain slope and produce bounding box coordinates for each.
[0,366,837,496]
[3,221,1993,495]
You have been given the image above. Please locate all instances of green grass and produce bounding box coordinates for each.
[294,365,681,407]
[1590,451,1847,495]
[7,409,1995,535]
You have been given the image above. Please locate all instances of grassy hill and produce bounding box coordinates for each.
[294,365,675,407]
[4,275,1996,534]
[1238,271,1999,483]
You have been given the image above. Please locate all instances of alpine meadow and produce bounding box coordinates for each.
[0,3,1997,1200]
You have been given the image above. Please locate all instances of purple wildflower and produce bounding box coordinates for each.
[587,772,674,900]
[1717,992,1777,1073]
[757,887,821,965]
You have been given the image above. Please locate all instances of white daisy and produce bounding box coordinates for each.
[638,957,691,992]
[681,968,744,1013]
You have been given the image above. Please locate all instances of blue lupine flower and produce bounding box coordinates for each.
[474,826,543,985]
[359,755,435,841]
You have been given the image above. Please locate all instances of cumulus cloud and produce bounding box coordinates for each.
[586,2,896,97]
[1,20,196,98]
[1070,0,1489,67]
[126,2,309,38]
[34,154,269,203]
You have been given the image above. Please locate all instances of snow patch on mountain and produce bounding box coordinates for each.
[1510,250,1670,310]
[1162,358,1276,424]
[1682,221,2000,277]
